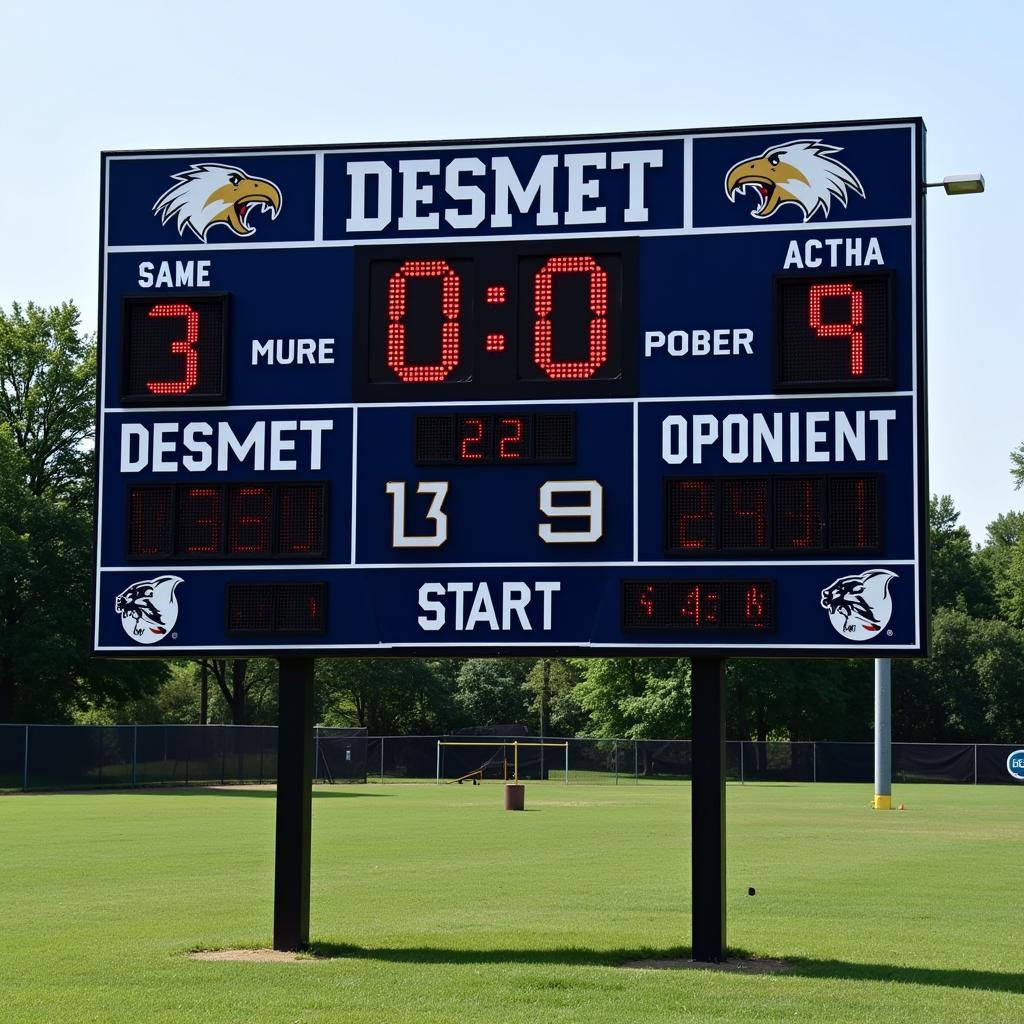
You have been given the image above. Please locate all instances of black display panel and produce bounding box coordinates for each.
[664,475,881,555]
[121,294,228,404]
[128,483,326,561]
[414,412,575,465]
[622,580,776,632]
[353,240,637,402]
[226,582,326,633]
[776,272,893,391]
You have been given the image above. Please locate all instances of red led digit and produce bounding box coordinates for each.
[788,480,818,547]
[723,480,767,548]
[679,586,700,626]
[533,255,608,379]
[670,480,714,549]
[680,585,717,626]
[498,417,525,459]
[639,584,655,618]
[459,417,487,460]
[809,283,864,377]
[704,586,720,624]
[386,260,461,382]
[180,487,222,553]
[745,585,767,628]
[146,303,200,395]
[279,486,322,554]
[129,487,171,557]
[856,478,867,548]
[228,486,271,554]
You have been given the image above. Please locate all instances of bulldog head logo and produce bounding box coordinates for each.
[153,163,282,241]
[115,576,183,645]
[725,139,865,222]
[821,569,896,641]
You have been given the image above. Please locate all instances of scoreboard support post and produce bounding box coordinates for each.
[691,656,727,962]
[273,657,315,951]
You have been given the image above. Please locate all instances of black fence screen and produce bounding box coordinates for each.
[1,727,1023,791]
[0,725,27,790]
[977,744,1024,785]
[316,728,368,783]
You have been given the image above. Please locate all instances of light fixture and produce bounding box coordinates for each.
[924,173,985,195]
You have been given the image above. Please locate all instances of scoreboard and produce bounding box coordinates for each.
[93,118,927,657]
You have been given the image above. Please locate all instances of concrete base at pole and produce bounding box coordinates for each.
[504,784,525,811]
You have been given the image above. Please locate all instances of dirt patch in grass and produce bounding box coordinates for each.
[186,948,322,963]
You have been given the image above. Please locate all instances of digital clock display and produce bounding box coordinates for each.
[415,412,575,465]
[353,240,636,402]
[121,295,228,404]
[776,272,893,391]
[622,580,776,632]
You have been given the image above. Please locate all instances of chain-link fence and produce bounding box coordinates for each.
[1,725,1022,791]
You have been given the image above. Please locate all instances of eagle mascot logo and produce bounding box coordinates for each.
[821,569,896,641]
[725,139,865,221]
[153,164,282,241]
[115,575,183,644]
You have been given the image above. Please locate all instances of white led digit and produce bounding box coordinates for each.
[386,481,449,548]
[538,480,603,543]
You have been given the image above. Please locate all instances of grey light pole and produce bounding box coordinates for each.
[871,170,988,812]
[873,658,892,810]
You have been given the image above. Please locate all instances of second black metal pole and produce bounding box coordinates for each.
[273,657,315,951]
[691,656,726,962]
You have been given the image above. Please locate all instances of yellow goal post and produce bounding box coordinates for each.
[435,740,570,784]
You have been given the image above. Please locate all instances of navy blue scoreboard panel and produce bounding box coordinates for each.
[94,119,928,657]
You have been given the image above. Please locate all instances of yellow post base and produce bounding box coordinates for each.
[872,794,892,810]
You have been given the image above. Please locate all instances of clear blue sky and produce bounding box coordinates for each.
[0,0,1016,542]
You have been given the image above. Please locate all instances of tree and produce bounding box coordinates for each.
[928,495,994,617]
[0,302,95,498]
[982,509,1024,630]
[0,301,165,721]
[727,659,871,742]
[524,658,586,736]
[182,658,279,725]
[893,607,1024,741]
[316,658,454,734]
[570,658,689,738]
[452,658,532,727]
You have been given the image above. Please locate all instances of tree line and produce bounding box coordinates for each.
[3,301,1024,742]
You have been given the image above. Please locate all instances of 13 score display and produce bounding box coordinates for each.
[94,119,928,656]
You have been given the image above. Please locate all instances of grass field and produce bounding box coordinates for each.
[2,781,1022,1024]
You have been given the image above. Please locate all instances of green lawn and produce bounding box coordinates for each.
[2,781,1022,1023]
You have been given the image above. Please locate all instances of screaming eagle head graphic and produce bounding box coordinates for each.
[821,569,896,642]
[153,164,282,241]
[115,575,183,645]
[725,139,865,221]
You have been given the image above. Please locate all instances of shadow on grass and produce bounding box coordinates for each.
[14,786,382,799]
[139,786,383,799]
[304,943,1024,993]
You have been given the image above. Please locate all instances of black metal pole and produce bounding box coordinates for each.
[273,657,315,951]
[691,656,726,962]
